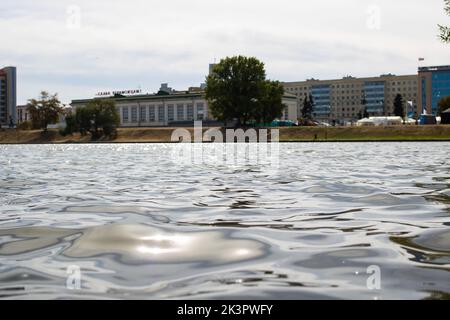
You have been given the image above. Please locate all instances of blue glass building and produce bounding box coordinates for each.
[364,81,385,114]
[311,84,331,118]
[418,66,450,115]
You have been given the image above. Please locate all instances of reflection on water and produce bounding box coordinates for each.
[65,223,267,264]
[0,142,449,300]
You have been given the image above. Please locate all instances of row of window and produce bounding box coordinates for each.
[314,96,417,108]
[286,83,417,94]
[121,103,205,123]
[292,91,417,100]
[293,81,414,90]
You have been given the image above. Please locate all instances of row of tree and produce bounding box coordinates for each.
[63,99,119,139]
[27,92,63,131]
[391,94,449,118]
[25,91,119,139]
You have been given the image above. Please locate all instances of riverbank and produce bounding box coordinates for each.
[1,126,450,144]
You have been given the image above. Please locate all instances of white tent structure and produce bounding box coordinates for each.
[356,116,404,127]
[356,118,376,126]
[404,118,417,125]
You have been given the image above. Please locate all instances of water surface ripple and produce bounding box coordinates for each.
[0,142,449,300]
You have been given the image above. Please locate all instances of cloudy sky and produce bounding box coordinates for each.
[1,0,449,104]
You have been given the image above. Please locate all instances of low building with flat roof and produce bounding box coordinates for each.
[71,86,298,127]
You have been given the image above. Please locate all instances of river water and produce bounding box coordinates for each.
[0,142,449,300]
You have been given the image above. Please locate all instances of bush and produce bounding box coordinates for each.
[65,100,119,140]
[60,113,77,136]
[17,121,32,130]
[297,118,317,126]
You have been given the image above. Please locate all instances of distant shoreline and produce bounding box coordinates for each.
[1,126,450,144]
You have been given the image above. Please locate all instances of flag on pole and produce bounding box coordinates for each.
[407,101,414,118]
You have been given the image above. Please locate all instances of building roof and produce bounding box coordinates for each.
[282,74,417,86]
[419,65,450,73]
[71,92,205,105]
[71,91,298,105]
[442,108,450,114]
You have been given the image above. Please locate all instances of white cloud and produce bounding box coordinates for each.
[0,0,449,104]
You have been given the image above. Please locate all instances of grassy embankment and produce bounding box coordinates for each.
[1,126,450,144]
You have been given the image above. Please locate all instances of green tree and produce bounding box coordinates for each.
[359,92,370,119]
[357,111,362,120]
[61,112,77,136]
[439,0,450,42]
[27,91,63,132]
[206,56,281,127]
[358,108,369,120]
[393,94,405,118]
[363,107,369,119]
[301,94,314,119]
[255,80,285,124]
[361,93,368,117]
[438,95,450,115]
[71,99,119,140]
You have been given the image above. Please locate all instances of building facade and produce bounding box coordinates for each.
[0,66,17,126]
[283,74,418,124]
[418,65,450,115]
[16,105,31,124]
[71,87,298,127]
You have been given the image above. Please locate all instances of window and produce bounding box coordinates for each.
[158,105,165,122]
[168,104,174,121]
[187,103,194,120]
[122,107,129,123]
[131,106,138,123]
[177,104,184,120]
[149,105,156,122]
[140,106,147,122]
[196,103,204,120]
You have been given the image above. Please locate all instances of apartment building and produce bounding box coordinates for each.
[283,74,418,124]
[0,66,17,126]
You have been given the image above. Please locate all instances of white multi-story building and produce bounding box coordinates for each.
[71,85,298,127]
